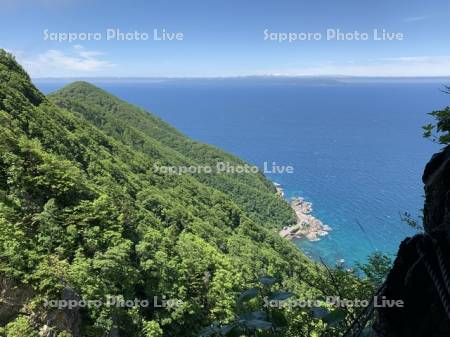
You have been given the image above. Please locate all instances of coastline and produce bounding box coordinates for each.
[275,183,331,241]
[274,182,285,198]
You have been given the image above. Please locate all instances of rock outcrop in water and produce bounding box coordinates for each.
[279,197,331,241]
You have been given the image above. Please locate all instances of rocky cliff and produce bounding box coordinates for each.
[375,145,450,337]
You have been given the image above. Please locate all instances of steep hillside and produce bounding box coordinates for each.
[0,49,372,337]
[0,50,336,336]
[48,82,294,228]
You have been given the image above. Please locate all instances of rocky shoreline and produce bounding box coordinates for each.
[274,182,284,198]
[275,184,331,241]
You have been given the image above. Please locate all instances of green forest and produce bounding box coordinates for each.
[0,50,382,337]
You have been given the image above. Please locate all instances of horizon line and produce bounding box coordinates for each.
[31,75,450,80]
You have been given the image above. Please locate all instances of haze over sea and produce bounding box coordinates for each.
[36,77,449,266]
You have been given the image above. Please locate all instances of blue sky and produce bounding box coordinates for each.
[1,0,450,77]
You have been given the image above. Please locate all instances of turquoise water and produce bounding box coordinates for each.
[36,78,449,266]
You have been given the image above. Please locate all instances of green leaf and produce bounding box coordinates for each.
[310,307,329,319]
[239,311,267,321]
[361,327,375,337]
[199,325,220,337]
[243,319,273,330]
[269,291,294,301]
[322,308,347,327]
[422,124,434,138]
[257,276,277,286]
[219,323,237,335]
[238,288,259,302]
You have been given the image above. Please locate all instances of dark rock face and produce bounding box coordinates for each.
[0,281,81,337]
[422,146,450,235]
[375,146,450,337]
[41,288,81,337]
[374,235,450,336]
[0,278,33,325]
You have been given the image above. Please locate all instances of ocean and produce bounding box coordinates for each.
[35,77,449,266]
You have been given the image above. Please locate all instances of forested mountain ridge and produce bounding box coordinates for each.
[1,49,382,337]
[0,49,350,336]
[48,81,294,228]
